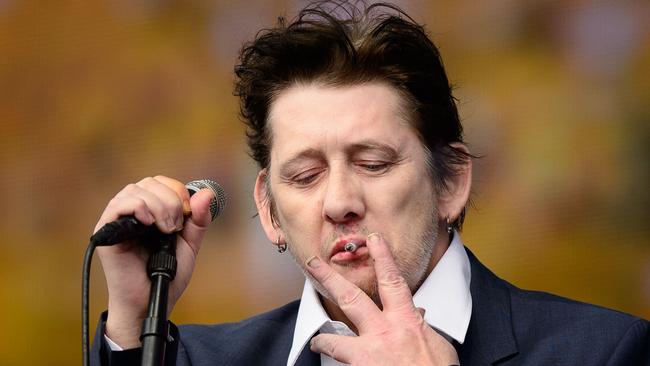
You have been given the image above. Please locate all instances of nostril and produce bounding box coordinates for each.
[324,211,359,224]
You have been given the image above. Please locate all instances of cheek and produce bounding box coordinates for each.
[369,174,437,245]
[274,189,321,226]
[378,172,435,214]
[273,189,324,251]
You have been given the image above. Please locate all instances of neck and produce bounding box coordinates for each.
[321,230,452,332]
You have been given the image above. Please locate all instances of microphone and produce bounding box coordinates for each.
[90,179,227,246]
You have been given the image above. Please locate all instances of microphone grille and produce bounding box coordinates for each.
[186,179,227,221]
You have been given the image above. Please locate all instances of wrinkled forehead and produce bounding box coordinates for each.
[267,82,413,137]
[266,82,419,160]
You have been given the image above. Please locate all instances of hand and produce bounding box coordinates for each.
[94,176,214,349]
[305,233,460,365]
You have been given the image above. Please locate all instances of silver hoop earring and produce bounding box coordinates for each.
[275,235,287,254]
[445,215,453,234]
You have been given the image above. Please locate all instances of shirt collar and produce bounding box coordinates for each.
[412,231,472,344]
[286,279,331,366]
[286,232,472,366]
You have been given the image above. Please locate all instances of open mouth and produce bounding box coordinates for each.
[330,238,369,264]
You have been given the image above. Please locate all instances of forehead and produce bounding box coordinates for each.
[267,82,419,159]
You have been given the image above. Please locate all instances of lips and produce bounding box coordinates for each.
[329,237,369,264]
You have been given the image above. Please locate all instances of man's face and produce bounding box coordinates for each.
[259,82,440,301]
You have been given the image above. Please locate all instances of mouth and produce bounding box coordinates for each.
[329,237,370,264]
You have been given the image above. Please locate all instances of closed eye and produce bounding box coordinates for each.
[289,169,323,186]
[357,161,392,174]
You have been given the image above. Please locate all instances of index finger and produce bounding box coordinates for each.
[366,233,416,312]
[153,175,191,215]
[304,256,382,333]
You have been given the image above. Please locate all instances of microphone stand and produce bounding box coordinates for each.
[140,232,177,366]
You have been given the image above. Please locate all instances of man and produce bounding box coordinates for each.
[92,2,649,365]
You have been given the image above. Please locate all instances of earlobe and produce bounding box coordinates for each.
[437,143,472,224]
[254,169,283,244]
[275,234,287,253]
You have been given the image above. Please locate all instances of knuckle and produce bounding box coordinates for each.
[123,183,139,194]
[162,211,175,226]
[106,196,122,209]
[163,195,183,218]
[155,175,186,193]
[132,198,148,212]
[319,267,336,284]
[379,268,406,288]
[326,339,339,359]
[338,287,363,307]
[137,177,155,185]
[171,195,183,211]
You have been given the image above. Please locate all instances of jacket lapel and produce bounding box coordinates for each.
[460,248,518,365]
[295,345,320,366]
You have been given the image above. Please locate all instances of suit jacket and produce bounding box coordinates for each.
[92,248,649,365]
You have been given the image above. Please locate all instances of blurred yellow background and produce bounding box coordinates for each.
[1,1,648,364]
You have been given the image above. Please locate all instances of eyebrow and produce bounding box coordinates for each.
[344,141,401,160]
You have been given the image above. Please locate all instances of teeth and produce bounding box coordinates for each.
[344,242,357,253]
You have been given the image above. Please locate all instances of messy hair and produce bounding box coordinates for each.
[235,1,472,229]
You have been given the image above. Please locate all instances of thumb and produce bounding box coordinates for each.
[180,188,215,252]
[310,334,356,364]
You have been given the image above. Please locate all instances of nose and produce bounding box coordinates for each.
[322,166,366,224]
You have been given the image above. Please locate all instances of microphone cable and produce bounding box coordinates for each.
[82,240,97,366]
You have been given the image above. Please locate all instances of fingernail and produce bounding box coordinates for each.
[367,232,382,245]
[306,256,321,269]
[182,200,191,215]
[166,218,176,231]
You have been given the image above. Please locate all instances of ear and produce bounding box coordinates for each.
[437,142,472,223]
[254,169,283,244]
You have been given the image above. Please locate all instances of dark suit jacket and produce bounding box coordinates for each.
[92,248,650,365]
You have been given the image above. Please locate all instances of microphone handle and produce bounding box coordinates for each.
[90,216,154,246]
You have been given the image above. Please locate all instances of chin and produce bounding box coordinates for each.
[330,258,373,275]
[333,264,380,299]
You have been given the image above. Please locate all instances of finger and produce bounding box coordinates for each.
[417,307,426,318]
[305,256,382,333]
[178,188,214,255]
[94,177,186,234]
[133,177,186,231]
[110,183,177,233]
[152,175,191,215]
[94,195,156,233]
[310,333,357,364]
[366,233,415,312]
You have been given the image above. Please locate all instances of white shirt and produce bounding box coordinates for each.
[287,232,472,366]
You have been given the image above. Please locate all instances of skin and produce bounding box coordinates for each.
[95,176,214,348]
[254,82,472,364]
[95,82,472,365]
[306,233,460,365]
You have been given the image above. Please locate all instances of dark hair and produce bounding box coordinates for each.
[234,1,471,228]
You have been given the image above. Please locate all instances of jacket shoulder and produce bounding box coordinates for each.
[507,283,643,331]
[175,300,301,366]
[506,283,649,364]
